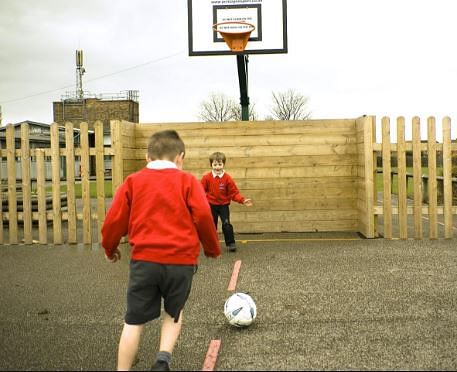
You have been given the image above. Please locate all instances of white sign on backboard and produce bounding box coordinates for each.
[188,0,288,56]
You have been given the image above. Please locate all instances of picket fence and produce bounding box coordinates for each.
[372,116,456,239]
[0,120,123,245]
[0,117,456,245]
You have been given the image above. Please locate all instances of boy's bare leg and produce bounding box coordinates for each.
[117,323,145,371]
[159,311,183,353]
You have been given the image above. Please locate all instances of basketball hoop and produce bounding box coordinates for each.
[213,21,255,52]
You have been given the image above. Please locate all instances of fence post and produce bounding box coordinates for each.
[51,123,62,244]
[381,117,392,238]
[65,122,77,244]
[6,124,18,244]
[427,117,438,239]
[95,121,106,243]
[412,116,423,239]
[358,115,376,238]
[442,117,453,238]
[21,123,33,244]
[397,117,408,239]
[110,120,124,195]
[36,149,47,244]
[80,122,92,244]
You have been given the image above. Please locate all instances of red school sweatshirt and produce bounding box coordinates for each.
[201,171,246,206]
[101,167,221,265]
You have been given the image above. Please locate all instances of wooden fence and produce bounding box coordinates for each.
[0,120,123,245]
[0,117,455,245]
[139,120,361,234]
[372,116,456,239]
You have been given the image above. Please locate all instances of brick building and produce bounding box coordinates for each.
[52,90,139,136]
[53,90,139,175]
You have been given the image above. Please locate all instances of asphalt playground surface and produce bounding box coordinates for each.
[1,232,457,371]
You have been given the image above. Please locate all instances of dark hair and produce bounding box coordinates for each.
[147,130,185,161]
[209,151,226,166]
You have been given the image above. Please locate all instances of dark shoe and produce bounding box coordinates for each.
[228,243,237,252]
[151,360,170,371]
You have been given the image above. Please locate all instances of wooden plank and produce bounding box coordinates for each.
[382,117,392,239]
[232,198,356,211]
[95,121,106,243]
[239,188,358,201]
[427,117,438,239]
[74,147,115,157]
[6,124,18,244]
[36,150,47,244]
[396,117,408,239]
[244,165,356,179]
[230,210,357,226]
[183,154,358,168]
[65,122,77,244]
[235,177,357,190]
[234,219,359,233]
[80,122,92,244]
[375,142,457,151]
[371,117,378,238]
[373,143,444,152]
[120,119,137,138]
[355,116,367,236]
[137,134,357,148]
[228,208,358,223]
[120,148,140,161]
[188,165,356,179]
[412,116,423,239]
[135,119,357,134]
[190,165,353,178]
[442,117,453,238]
[374,205,457,215]
[51,123,62,244]
[235,184,358,198]
[110,120,124,194]
[21,123,33,244]
[360,116,375,238]
[187,144,359,158]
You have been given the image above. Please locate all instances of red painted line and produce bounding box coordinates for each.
[227,260,242,292]
[202,339,221,371]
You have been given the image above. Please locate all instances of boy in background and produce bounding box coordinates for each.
[101,130,221,371]
[201,151,253,252]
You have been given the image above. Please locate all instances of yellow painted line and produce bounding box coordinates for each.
[219,238,360,243]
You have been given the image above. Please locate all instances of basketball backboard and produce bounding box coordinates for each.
[187,0,288,56]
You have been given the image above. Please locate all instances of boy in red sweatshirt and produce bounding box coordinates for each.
[101,130,221,371]
[201,151,253,252]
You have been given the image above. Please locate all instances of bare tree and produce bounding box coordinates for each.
[198,93,238,122]
[270,89,311,120]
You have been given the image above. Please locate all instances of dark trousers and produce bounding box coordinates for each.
[210,204,235,246]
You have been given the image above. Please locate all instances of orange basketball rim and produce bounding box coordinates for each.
[213,21,256,52]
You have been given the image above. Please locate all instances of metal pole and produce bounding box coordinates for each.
[236,54,249,121]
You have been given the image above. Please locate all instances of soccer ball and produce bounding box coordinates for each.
[224,292,257,327]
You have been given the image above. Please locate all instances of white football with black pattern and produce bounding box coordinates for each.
[224,292,257,327]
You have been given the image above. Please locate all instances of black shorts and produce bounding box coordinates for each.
[125,260,196,325]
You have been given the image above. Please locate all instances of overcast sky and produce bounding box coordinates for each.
[1,0,457,138]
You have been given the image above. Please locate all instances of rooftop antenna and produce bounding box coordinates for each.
[75,50,85,99]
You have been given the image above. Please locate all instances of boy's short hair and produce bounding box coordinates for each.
[209,151,226,165]
[147,130,185,161]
